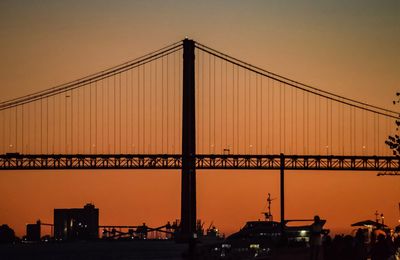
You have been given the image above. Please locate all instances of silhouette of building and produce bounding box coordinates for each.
[26,220,41,242]
[54,203,99,241]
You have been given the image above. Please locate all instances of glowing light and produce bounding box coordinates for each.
[222,244,231,248]
[249,244,260,249]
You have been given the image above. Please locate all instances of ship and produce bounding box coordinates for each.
[215,194,328,259]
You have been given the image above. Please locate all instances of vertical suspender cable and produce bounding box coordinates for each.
[302,91,305,154]
[173,52,176,153]
[1,111,4,153]
[255,74,260,154]
[236,65,239,153]
[90,81,92,153]
[225,59,228,152]
[150,61,153,153]
[373,112,376,154]
[202,50,205,153]
[354,107,357,154]
[365,108,368,155]
[161,54,164,153]
[337,101,340,155]
[46,97,49,154]
[208,55,211,153]
[95,80,97,154]
[283,83,286,153]
[65,93,67,153]
[212,56,217,154]
[342,102,344,155]
[2,111,4,153]
[326,98,328,154]
[271,80,274,154]
[261,76,263,154]
[143,65,146,153]
[119,73,122,154]
[7,108,12,152]
[77,88,80,153]
[137,66,140,153]
[40,97,43,154]
[81,88,84,153]
[22,104,24,153]
[129,67,133,153]
[196,48,201,153]
[386,117,390,155]
[290,86,293,154]
[220,58,223,152]
[59,95,62,153]
[130,68,134,153]
[100,79,103,153]
[167,52,170,154]
[125,71,128,153]
[178,53,181,152]
[350,106,353,155]
[314,94,317,154]
[83,85,85,153]
[249,71,251,153]
[244,69,247,153]
[82,86,85,153]
[330,99,333,154]
[52,95,55,153]
[378,113,381,155]
[107,77,110,153]
[103,78,106,153]
[113,73,116,154]
[294,88,300,154]
[14,107,17,152]
[307,92,310,154]
[361,107,364,154]
[231,63,234,153]
[318,96,321,155]
[71,90,74,154]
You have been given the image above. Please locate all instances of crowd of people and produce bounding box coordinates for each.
[309,215,399,260]
[321,229,400,260]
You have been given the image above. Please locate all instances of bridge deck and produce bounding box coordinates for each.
[0,154,399,171]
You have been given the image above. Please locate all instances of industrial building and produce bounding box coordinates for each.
[26,220,41,242]
[54,203,99,241]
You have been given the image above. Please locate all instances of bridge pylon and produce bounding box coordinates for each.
[180,38,196,241]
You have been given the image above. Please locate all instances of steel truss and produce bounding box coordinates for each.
[1,154,399,171]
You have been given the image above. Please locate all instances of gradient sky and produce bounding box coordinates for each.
[0,0,399,237]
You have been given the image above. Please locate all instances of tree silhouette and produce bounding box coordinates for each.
[385,92,400,156]
[0,224,15,243]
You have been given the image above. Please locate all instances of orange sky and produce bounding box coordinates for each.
[0,1,399,237]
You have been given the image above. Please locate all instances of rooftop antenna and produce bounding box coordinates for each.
[374,210,379,222]
[262,193,276,221]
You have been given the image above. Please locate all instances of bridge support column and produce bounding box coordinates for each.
[280,153,285,226]
[180,38,196,241]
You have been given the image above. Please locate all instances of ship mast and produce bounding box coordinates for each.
[262,193,275,222]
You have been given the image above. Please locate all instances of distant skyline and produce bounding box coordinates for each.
[0,0,399,237]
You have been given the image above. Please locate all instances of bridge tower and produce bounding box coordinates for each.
[180,38,196,240]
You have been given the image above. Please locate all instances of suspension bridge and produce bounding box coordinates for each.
[0,39,399,239]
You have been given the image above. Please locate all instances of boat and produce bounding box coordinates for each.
[216,194,327,259]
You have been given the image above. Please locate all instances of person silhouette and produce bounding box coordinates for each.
[370,233,392,260]
[310,215,326,260]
